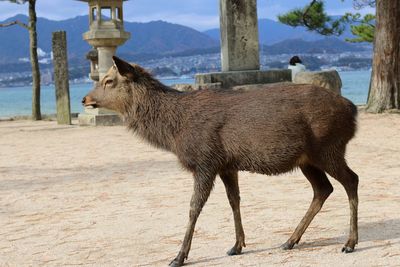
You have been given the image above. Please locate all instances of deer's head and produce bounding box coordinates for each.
[82,56,151,114]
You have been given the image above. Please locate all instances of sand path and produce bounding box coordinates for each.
[0,112,399,266]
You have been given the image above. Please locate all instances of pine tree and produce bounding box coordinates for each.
[278,0,399,113]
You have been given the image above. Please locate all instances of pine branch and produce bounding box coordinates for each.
[302,0,318,28]
[0,20,29,30]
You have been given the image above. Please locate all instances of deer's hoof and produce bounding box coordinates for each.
[342,239,357,253]
[281,241,295,250]
[169,259,183,267]
[227,246,242,256]
[341,246,354,253]
[169,252,185,267]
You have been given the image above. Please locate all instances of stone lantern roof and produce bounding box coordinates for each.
[77,0,131,48]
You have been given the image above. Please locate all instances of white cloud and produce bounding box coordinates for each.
[0,0,376,31]
[37,48,47,57]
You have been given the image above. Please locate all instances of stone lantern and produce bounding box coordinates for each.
[77,0,131,126]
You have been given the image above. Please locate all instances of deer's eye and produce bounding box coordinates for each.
[104,79,113,87]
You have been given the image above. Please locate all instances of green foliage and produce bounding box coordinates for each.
[278,0,375,43]
[278,1,345,36]
[342,13,375,43]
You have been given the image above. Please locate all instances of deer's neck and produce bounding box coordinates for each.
[125,88,183,152]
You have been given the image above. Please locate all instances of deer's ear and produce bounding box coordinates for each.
[112,56,135,78]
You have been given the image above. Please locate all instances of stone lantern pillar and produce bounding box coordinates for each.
[77,0,131,126]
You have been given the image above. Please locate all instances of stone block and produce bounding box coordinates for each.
[78,113,123,126]
[196,69,291,88]
[84,107,118,115]
[294,70,342,94]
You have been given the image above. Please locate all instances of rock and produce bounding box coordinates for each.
[172,83,222,92]
[293,70,342,94]
[232,82,292,92]
[171,84,196,92]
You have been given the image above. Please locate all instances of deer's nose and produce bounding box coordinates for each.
[82,95,97,107]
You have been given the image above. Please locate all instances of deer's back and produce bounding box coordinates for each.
[176,84,357,174]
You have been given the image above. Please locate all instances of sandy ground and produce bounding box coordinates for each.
[0,112,399,267]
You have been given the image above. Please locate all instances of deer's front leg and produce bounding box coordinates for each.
[169,172,215,267]
[219,169,245,256]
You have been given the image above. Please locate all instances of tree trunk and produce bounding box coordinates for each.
[366,0,400,113]
[29,0,41,120]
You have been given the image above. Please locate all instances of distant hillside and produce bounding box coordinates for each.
[204,18,366,45]
[263,38,361,55]
[0,14,218,63]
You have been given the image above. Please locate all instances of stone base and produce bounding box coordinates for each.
[78,108,123,126]
[195,69,291,88]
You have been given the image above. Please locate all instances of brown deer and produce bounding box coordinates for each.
[82,56,359,267]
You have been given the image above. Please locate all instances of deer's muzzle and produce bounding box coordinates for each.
[82,96,97,108]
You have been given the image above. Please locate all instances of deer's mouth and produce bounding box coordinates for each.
[82,96,98,108]
[84,102,98,108]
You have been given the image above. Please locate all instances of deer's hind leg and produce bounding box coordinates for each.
[324,162,359,253]
[220,169,246,256]
[282,164,333,250]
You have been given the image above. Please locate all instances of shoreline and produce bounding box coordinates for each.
[0,112,80,122]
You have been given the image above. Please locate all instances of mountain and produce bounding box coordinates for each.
[204,18,363,45]
[263,38,361,55]
[0,14,369,66]
[203,29,220,42]
[0,14,218,63]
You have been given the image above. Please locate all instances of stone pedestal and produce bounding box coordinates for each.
[196,69,291,89]
[78,107,122,126]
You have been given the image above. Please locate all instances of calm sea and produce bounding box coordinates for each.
[0,71,371,117]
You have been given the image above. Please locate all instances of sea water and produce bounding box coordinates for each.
[0,71,371,117]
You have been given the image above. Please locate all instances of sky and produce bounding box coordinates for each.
[0,0,375,31]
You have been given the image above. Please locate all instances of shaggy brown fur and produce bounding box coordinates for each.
[83,56,359,267]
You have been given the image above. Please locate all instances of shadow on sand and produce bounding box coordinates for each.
[186,218,400,266]
[297,218,400,251]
